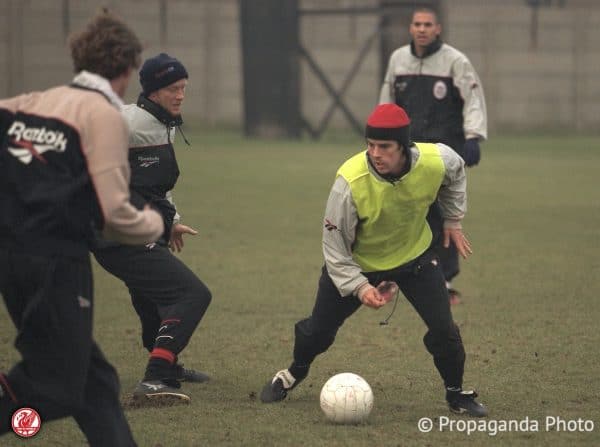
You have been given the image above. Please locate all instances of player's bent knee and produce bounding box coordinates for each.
[423,323,464,356]
[295,319,337,355]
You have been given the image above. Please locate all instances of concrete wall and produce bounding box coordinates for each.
[299,0,381,132]
[444,0,600,132]
[1,0,599,133]
[298,0,600,133]
[0,0,242,126]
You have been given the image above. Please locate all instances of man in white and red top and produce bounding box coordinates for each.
[379,7,488,303]
[0,11,163,446]
[260,103,487,417]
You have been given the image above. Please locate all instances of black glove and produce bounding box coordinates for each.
[463,138,481,167]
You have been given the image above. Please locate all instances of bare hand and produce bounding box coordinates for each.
[360,287,387,309]
[169,223,198,252]
[443,228,472,259]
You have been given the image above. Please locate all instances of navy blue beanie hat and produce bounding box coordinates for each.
[139,53,188,96]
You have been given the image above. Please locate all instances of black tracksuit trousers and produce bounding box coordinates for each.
[427,200,460,282]
[0,250,136,446]
[93,243,211,375]
[292,250,466,389]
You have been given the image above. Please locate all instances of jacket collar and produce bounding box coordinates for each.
[70,71,124,110]
[136,94,183,128]
[410,37,443,59]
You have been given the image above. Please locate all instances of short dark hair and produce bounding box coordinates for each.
[68,9,143,80]
[412,6,440,24]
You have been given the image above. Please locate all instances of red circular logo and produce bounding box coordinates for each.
[11,407,41,438]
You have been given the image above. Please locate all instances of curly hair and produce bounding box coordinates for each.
[68,9,143,80]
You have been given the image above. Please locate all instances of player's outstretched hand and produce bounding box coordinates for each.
[169,223,198,252]
[444,228,472,259]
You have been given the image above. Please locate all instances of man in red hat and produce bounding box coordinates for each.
[260,103,487,417]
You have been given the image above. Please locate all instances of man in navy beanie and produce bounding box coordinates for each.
[260,103,488,417]
[140,53,188,99]
[93,53,213,404]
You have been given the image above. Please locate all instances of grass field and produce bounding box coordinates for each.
[1,130,599,446]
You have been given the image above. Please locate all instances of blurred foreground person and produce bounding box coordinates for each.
[260,104,487,417]
[93,53,212,405]
[0,11,163,446]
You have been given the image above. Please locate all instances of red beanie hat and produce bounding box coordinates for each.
[365,103,411,150]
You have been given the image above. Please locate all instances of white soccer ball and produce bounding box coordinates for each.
[319,372,374,424]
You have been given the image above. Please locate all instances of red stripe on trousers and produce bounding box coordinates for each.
[150,348,176,364]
